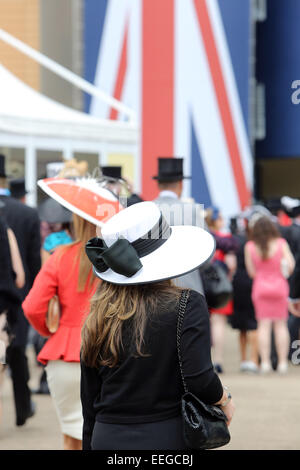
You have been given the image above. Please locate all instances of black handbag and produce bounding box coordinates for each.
[177,290,231,450]
[200,260,233,309]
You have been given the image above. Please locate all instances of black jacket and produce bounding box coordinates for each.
[0,215,22,324]
[280,223,300,299]
[290,251,300,299]
[0,196,41,299]
[80,290,223,450]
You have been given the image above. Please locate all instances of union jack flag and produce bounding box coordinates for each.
[84,0,253,219]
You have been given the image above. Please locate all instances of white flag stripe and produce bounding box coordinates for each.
[91,0,131,118]
[175,0,240,217]
[207,0,253,188]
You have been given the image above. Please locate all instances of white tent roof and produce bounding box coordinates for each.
[0,64,138,144]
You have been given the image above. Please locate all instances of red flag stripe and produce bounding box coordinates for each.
[141,0,174,200]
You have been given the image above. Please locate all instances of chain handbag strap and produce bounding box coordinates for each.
[176,289,190,394]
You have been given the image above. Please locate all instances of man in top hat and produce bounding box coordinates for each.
[101,165,143,207]
[153,157,204,294]
[153,157,204,225]
[9,178,27,203]
[0,154,41,426]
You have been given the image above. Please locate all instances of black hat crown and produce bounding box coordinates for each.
[0,154,7,178]
[152,157,190,182]
[101,166,122,181]
[9,178,27,199]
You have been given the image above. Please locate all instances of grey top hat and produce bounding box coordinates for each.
[38,198,72,224]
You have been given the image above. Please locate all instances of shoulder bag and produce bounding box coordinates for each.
[200,261,233,309]
[177,289,231,450]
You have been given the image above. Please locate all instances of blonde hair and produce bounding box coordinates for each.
[81,280,181,368]
[58,158,88,178]
[60,214,97,291]
[0,177,7,189]
[205,208,217,230]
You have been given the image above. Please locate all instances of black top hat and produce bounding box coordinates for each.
[101,166,123,181]
[9,178,28,199]
[0,154,7,178]
[152,157,190,183]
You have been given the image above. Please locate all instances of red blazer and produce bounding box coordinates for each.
[23,243,98,365]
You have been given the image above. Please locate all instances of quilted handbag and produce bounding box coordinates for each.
[177,290,231,450]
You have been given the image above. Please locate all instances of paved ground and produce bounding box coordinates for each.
[1,325,300,450]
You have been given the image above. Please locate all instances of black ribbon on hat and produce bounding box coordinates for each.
[85,214,172,278]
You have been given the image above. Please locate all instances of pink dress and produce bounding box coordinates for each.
[246,238,289,321]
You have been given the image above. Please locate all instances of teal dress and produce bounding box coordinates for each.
[43,231,73,254]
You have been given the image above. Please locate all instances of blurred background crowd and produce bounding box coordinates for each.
[1,154,300,443]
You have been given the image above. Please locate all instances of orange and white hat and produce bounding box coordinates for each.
[38,177,122,226]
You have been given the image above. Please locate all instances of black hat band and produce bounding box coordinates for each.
[85,214,172,278]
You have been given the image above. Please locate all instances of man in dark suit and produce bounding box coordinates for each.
[287,249,300,363]
[279,197,300,358]
[0,155,41,425]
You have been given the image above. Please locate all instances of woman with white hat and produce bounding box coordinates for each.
[81,201,234,450]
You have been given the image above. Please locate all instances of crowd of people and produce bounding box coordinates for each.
[0,152,299,451]
[206,202,298,375]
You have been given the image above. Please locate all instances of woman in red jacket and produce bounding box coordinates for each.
[23,214,99,450]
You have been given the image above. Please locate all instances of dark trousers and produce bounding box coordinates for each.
[6,344,31,423]
[6,311,32,424]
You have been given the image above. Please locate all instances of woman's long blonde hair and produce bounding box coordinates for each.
[61,213,97,291]
[81,280,181,368]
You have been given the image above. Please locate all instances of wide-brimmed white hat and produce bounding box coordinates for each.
[85,201,215,285]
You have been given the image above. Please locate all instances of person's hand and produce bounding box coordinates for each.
[224,253,237,280]
[214,387,235,426]
[222,399,235,427]
[122,177,133,193]
[289,300,300,317]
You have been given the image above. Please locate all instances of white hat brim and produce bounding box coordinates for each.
[94,225,215,285]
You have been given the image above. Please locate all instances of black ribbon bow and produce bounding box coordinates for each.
[85,237,142,277]
[85,214,172,278]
